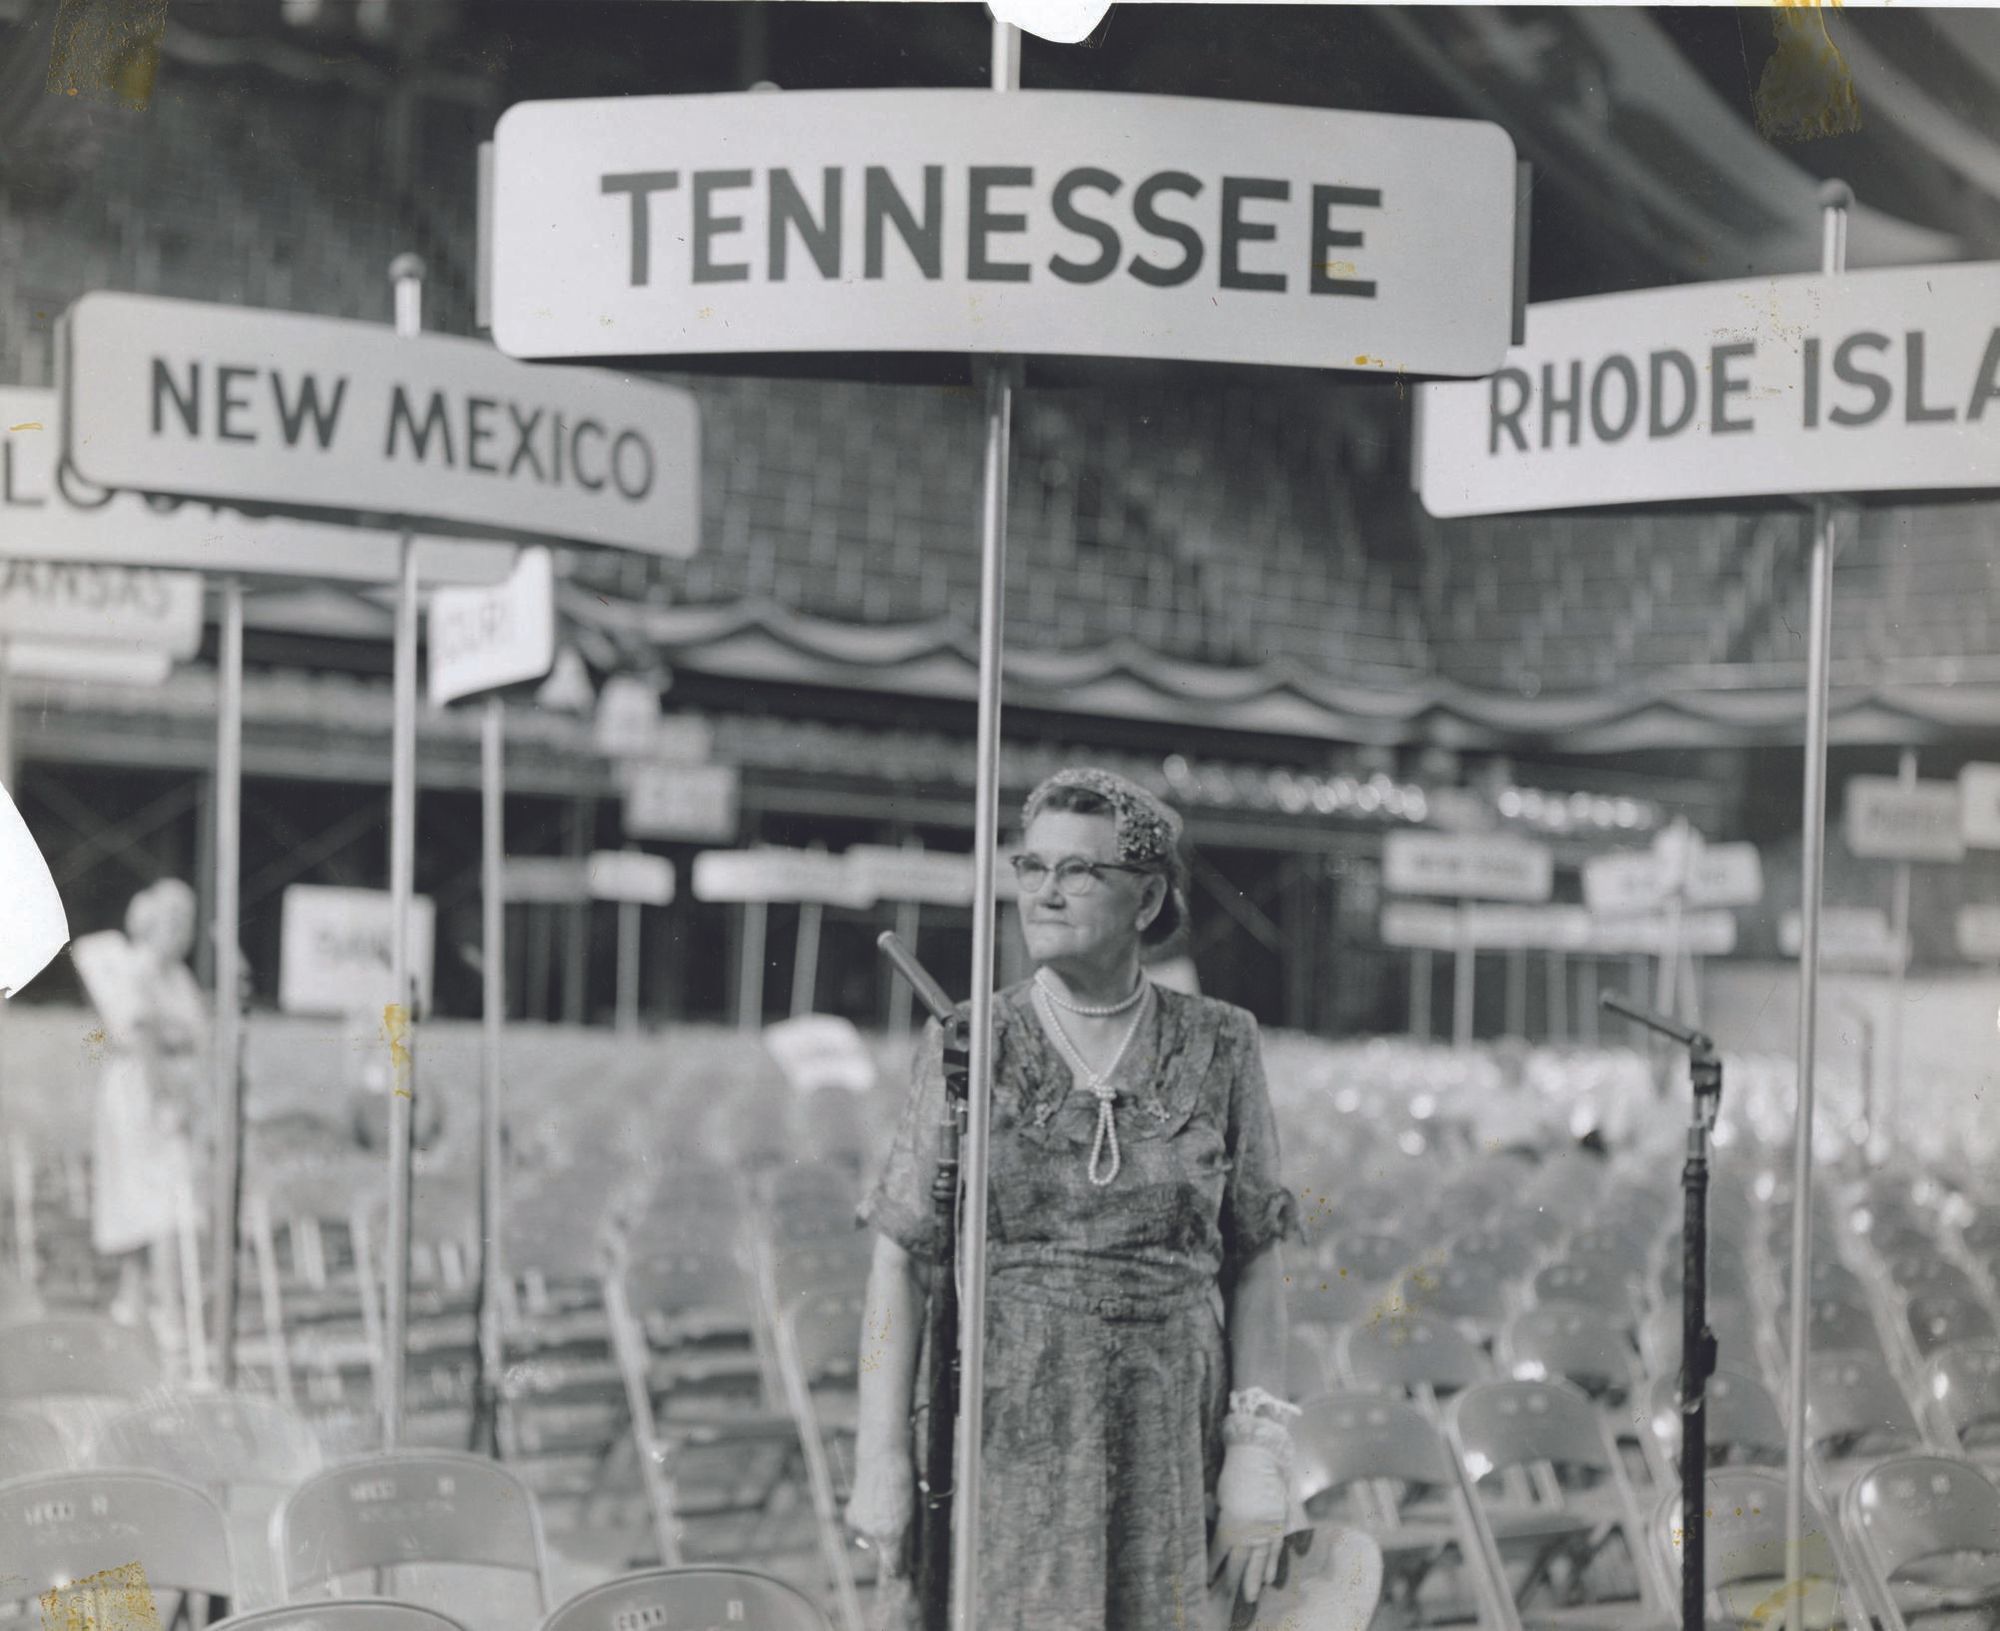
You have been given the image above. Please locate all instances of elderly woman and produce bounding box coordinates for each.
[847,769,1299,1631]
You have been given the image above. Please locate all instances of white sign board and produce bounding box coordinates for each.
[1584,840,1764,912]
[762,1014,878,1096]
[1779,906,1907,972]
[427,545,556,708]
[622,762,740,843]
[1382,831,1553,902]
[1844,777,1967,863]
[0,560,201,657]
[845,845,977,907]
[63,292,702,556]
[0,779,67,999]
[587,850,676,905]
[1415,261,2000,516]
[1589,910,1737,957]
[1961,763,2000,850]
[490,90,1520,378]
[2,390,514,584]
[279,885,436,1016]
[503,856,590,904]
[1583,852,1661,917]
[692,847,874,908]
[1956,905,2000,963]
[1382,901,1589,951]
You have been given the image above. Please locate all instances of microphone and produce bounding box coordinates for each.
[1598,988,1713,1055]
[877,930,958,1026]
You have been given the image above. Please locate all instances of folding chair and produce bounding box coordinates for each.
[1921,1342,2000,1464]
[0,1312,164,1452]
[1805,1353,1929,1499]
[790,1090,872,1178]
[1328,1229,1418,1288]
[1638,1299,1766,1386]
[1452,1227,1545,1285]
[1557,1227,1651,1287]
[1783,1296,1890,1361]
[1882,1253,1982,1299]
[1652,1468,1863,1631]
[768,1234,874,1311]
[1445,1379,1674,1629]
[210,1607,472,1630]
[773,1285,868,1631]
[1903,1288,1999,1360]
[1336,1312,1490,1418]
[1531,1261,1638,1329]
[1841,1454,2000,1631]
[1293,1391,1521,1631]
[277,1450,553,1631]
[1398,1253,1515,1339]
[1497,1306,1647,1490]
[1639,1366,1786,1487]
[535,1565,830,1631]
[90,1392,324,1610]
[0,1401,70,1474]
[0,1468,235,1624]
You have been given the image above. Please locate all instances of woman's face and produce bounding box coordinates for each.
[1016,810,1157,969]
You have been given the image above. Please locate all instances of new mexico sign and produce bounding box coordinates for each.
[61,293,701,555]
[490,90,1521,378]
[1415,262,2000,515]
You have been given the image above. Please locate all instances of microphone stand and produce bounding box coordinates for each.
[1599,989,1721,1631]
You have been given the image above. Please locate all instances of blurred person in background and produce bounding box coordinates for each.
[847,768,1300,1631]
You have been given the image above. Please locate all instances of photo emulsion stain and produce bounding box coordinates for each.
[5,7,2000,1631]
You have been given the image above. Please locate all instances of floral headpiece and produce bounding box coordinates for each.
[1021,768,1183,869]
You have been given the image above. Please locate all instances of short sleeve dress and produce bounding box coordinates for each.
[858,979,1297,1631]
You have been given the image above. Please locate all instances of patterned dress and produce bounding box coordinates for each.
[858,980,1298,1631]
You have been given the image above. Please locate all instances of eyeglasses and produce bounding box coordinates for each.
[1009,854,1154,896]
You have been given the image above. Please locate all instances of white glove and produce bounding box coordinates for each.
[1208,1414,1295,1607]
[845,1440,916,1577]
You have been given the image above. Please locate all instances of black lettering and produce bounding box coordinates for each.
[1540,359,1582,449]
[1830,332,1892,427]
[1309,185,1379,297]
[573,419,607,491]
[968,166,1033,283]
[466,396,500,473]
[1048,167,1121,285]
[507,405,547,480]
[1710,341,1754,435]
[1905,332,1954,424]
[1970,328,2000,423]
[692,170,753,283]
[611,430,654,500]
[217,366,256,443]
[386,386,455,465]
[1649,350,1697,438]
[1803,336,1821,429]
[1589,355,1639,443]
[768,166,843,280]
[1219,177,1288,293]
[270,371,346,450]
[600,171,680,287]
[1128,172,1204,289]
[1488,368,1530,454]
[552,414,565,483]
[151,359,199,438]
[863,166,943,279]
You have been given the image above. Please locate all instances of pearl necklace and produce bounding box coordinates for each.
[1032,977,1155,1187]
[1034,966,1148,1017]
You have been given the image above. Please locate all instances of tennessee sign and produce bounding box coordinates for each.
[489,90,1520,377]
[61,292,701,556]
[1414,261,2000,515]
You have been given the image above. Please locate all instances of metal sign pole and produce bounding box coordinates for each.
[1452,899,1476,1049]
[1546,949,1567,1043]
[618,890,643,1035]
[1784,180,1850,1631]
[209,577,245,1387]
[1883,748,1916,1159]
[952,29,1019,1631]
[382,252,426,1450]
[476,694,506,1449]
[1411,948,1432,1040]
[737,903,768,1032]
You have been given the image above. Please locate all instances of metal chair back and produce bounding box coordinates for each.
[536,1566,830,1631]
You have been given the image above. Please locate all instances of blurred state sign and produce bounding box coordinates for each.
[1961,763,2000,849]
[1583,838,1763,913]
[62,292,701,556]
[1,389,513,584]
[763,1014,877,1095]
[623,763,740,843]
[0,778,67,999]
[1382,831,1553,902]
[426,546,555,707]
[0,560,201,658]
[279,884,436,1016]
[1382,902,1587,951]
[1844,776,1966,863]
[1588,911,1736,957]
[692,847,874,908]
[1779,906,1907,972]
[844,845,976,907]
[1415,261,2000,516]
[490,91,1521,378]
[1955,905,2000,963]
[586,850,675,905]
[502,856,590,904]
